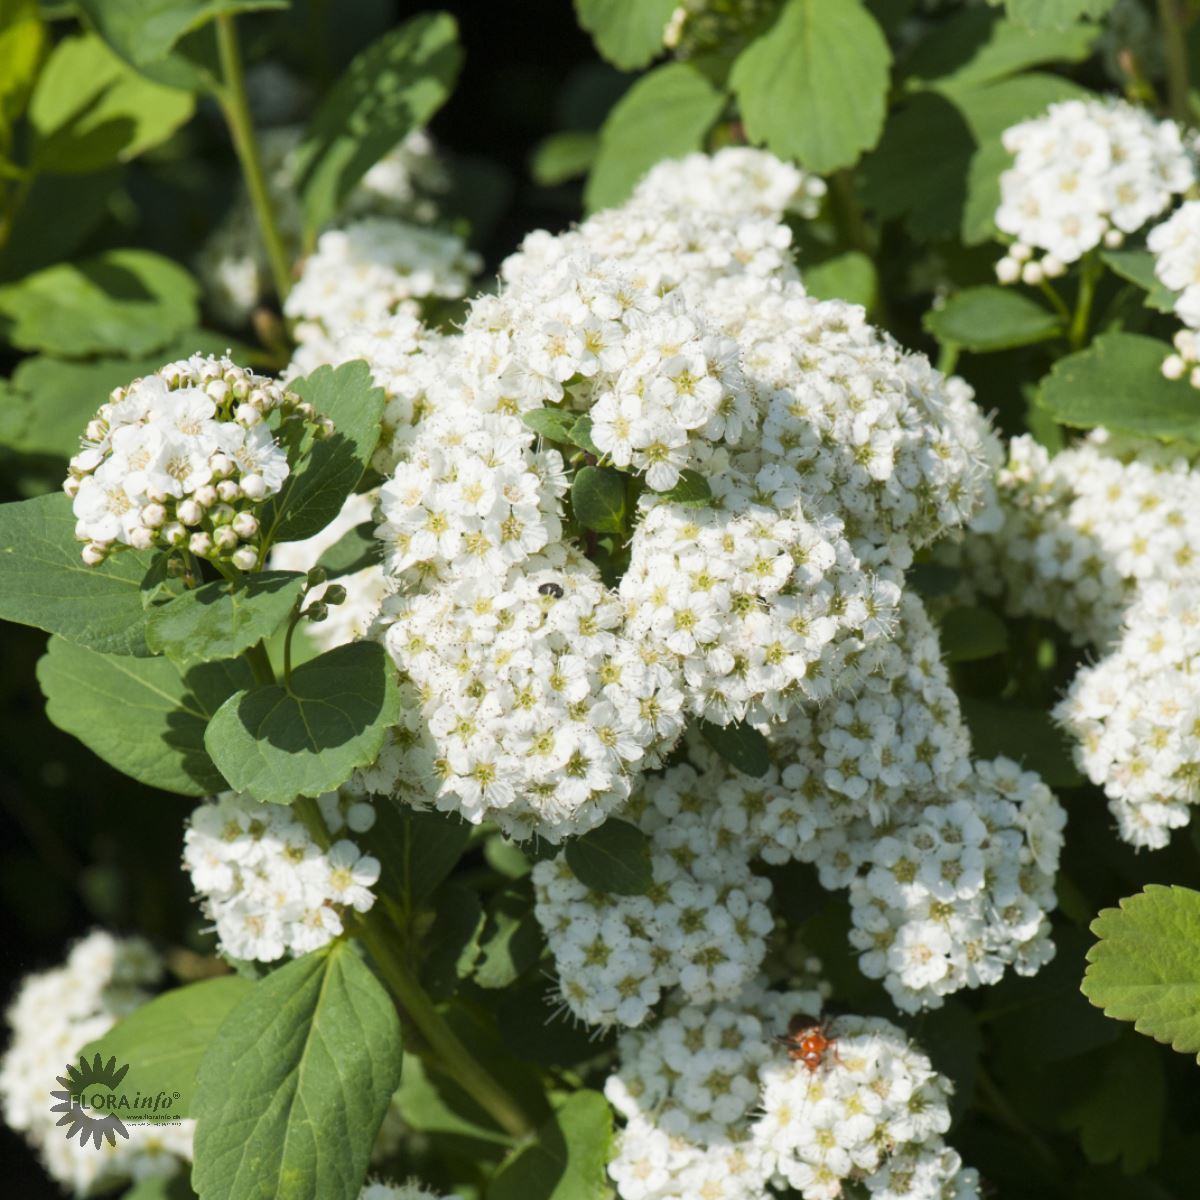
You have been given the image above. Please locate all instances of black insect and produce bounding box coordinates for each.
[538,581,565,599]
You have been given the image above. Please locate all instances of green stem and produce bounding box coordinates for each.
[1036,278,1070,324]
[1158,0,1192,123]
[282,608,301,685]
[1069,254,1101,351]
[356,915,535,1139]
[289,796,535,1139]
[214,14,293,304]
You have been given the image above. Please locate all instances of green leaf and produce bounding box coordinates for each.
[80,977,253,1118]
[28,33,194,173]
[573,0,675,70]
[146,572,305,670]
[316,521,381,579]
[563,820,652,896]
[729,0,891,173]
[474,887,543,989]
[38,636,250,794]
[259,361,387,544]
[569,415,602,457]
[960,698,1083,787]
[801,251,878,310]
[295,13,462,233]
[938,606,1008,661]
[903,9,1098,92]
[653,468,713,506]
[925,286,1062,351]
[531,131,599,186]
[1060,1032,1164,1173]
[1083,885,1200,1061]
[523,407,584,445]
[571,466,626,533]
[584,62,724,212]
[0,331,255,459]
[204,641,401,804]
[1037,331,1200,441]
[0,492,162,656]
[1101,249,1178,314]
[192,943,403,1200]
[362,800,471,915]
[76,0,286,69]
[699,718,771,777]
[1005,0,1116,30]
[490,1090,613,1200]
[0,249,199,358]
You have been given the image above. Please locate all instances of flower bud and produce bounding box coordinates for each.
[236,404,262,427]
[232,512,259,538]
[142,503,166,528]
[217,479,242,502]
[306,566,328,588]
[1163,354,1186,381]
[210,454,233,479]
[189,531,213,556]
[231,545,258,571]
[163,522,186,547]
[994,257,1020,285]
[240,473,266,500]
[213,525,239,551]
[1103,227,1125,248]
[129,527,154,551]
[194,484,219,508]
[1020,261,1044,286]
[64,476,80,499]
[1041,253,1065,279]
[1010,242,1032,263]
[178,499,203,526]
[323,584,348,606]
[211,503,235,525]
[305,602,329,623]
[81,543,107,566]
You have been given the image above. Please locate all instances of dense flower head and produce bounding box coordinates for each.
[1055,581,1200,848]
[365,557,686,841]
[945,431,1200,646]
[64,353,327,569]
[183,790,380,961]
[605,984,979,1200]
[994,96,1193,281]
[0,932,193,1195]
[533,762,774,1026]
[1147,201,1200,387]
[286,217,481,372]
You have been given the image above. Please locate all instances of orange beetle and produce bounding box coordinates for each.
[776,1013,838,1073]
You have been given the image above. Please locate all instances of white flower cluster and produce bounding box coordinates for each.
[1056,582,1200,848]
[324,149,1001,849]
[197,126,450,325]
[532,763,774,1027]
[64,353,324,568]
[286,217,481,377]
[947,431,1200,645]
[1148,201,1200,385]
[0,932,193,1196]
[183,790,380,961]
[942,430,1200,848]
[605,984,979,1200]
[364,558,685,842]
[994,97,1193,283]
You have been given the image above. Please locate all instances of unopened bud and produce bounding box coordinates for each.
[178,499,203,526]
[232,512,259,538]
[305,602,329,623]
[323,584,347,606]
[306,566,327,588]
[82,543,107,566]
[142,503,166,528]
[231,545,258,571]
[189,531,213,556]
[236,403,262,427]
[163,522,186,547]
[240,473,266,500]
[217,480,241,502]
[213,525,239,551]
[194,484,218,508]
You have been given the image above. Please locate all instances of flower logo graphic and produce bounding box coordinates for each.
[50,1054,131,1149]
